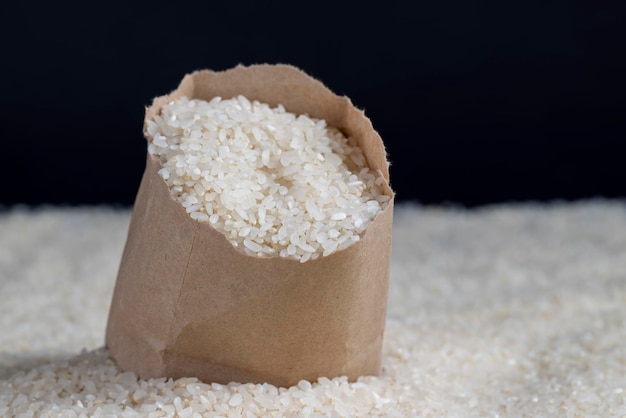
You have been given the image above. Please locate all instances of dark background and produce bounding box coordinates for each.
[1,1,624,207]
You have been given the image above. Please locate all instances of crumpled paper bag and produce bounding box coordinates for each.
[105,64,394,387]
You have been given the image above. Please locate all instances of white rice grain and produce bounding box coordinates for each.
[3,203,626,417]
[147,96,389,262]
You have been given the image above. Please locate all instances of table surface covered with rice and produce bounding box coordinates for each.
[1,200,625,417]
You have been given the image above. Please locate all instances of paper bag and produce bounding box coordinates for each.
[105,64,394,387]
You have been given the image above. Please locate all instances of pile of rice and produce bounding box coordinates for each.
[2,202,626,416]
[146,96,389,262]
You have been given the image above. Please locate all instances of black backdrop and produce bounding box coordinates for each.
[1,1,624,207]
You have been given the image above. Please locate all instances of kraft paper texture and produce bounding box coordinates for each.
[105,64,394,388]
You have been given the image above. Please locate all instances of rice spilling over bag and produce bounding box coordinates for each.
[146,95,390,262]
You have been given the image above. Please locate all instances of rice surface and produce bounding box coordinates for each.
[2,201,626,417]
[146,96,389,262]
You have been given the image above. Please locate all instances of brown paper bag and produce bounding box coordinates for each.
[105,64,394,388]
